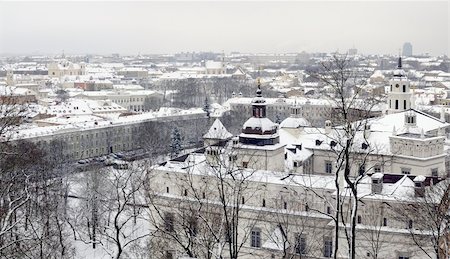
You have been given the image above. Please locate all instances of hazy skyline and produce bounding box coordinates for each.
[0,1,448,56]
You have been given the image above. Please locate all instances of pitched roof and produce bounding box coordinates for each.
[203,119,232,140]
[369,109,449,133]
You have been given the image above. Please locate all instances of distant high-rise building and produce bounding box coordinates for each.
[348,47,357,55]
[402,42,413,57]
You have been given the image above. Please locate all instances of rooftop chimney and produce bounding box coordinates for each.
[413,175,426,197]
[325,120,332,134]
[371,173,384,194]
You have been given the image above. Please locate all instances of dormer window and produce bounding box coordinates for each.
[361,143,368,150]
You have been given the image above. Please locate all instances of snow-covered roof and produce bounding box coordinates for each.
[203,119,232,140]
[279,117,311,129]
[44,98,126,116]
[413,175,426,182]
[112,84,144,91]
[368,109,449,133]
[205,61,223,69]
[354,175,415,201]
[242,117,278,132]
[6,107,205,141]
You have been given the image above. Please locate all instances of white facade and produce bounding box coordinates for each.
[388,57,412,114]
[48,60,86,78]
[147,76,449,258]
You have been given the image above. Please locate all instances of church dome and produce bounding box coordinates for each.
[393,69,406,77]
[239,82,280,146]
[242,117,278,134]
[251,86,266,105]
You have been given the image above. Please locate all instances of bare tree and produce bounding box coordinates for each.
[263,186,325,259]
[67,164,150,259]
[357,201,395,259]
[312,53,382,259]
[393,179,450,259]
[146,142,265,258]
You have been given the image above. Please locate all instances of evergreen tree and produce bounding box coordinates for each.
[170,127,183,158]
[203,97,210,118]
[275,114,282,124]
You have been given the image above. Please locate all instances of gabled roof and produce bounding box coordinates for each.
[369,109,449,133]
[203,119,232,140]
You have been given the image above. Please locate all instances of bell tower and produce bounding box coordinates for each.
[388,56,411,114]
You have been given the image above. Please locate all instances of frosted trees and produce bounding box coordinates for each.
[203,97,211,118]
[66,165,150,259]
[170,127,183,158]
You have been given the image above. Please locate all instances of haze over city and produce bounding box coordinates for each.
[0,1,449,56]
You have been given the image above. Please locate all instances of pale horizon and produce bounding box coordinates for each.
[0,1,448,56]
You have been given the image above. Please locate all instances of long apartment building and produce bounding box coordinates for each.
[4,108,207,161]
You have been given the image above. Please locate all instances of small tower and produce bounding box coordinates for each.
[203,119,232,166]
[388,56,411,114]
[235,81,285,171]
[6,69,14,86]
[279,100,311,138]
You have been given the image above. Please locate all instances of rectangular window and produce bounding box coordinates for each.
[323,236,333,258]
[295,234,307,255]
[251,228,261,248]
[188,217,198,237]
[164,213,174,232]
[374,165,381,173]
[383,217,387,226]
[242,161,248,168]
[358,164,365,175]
[399,256,410,259]
[431,168,438,177]
[325,161,332,174]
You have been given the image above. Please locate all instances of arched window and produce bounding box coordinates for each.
[404,100,407,109]
[395,100,399,109]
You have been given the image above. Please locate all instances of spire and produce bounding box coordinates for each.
[256,78,262,97]
[397,55,402,69]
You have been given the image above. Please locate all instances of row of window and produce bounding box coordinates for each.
[250,228,333,257]
[325,161,438,177]
[390,83,408,93]
[167,186,329,215]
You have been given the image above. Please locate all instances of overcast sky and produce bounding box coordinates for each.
[0,1,448,56]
